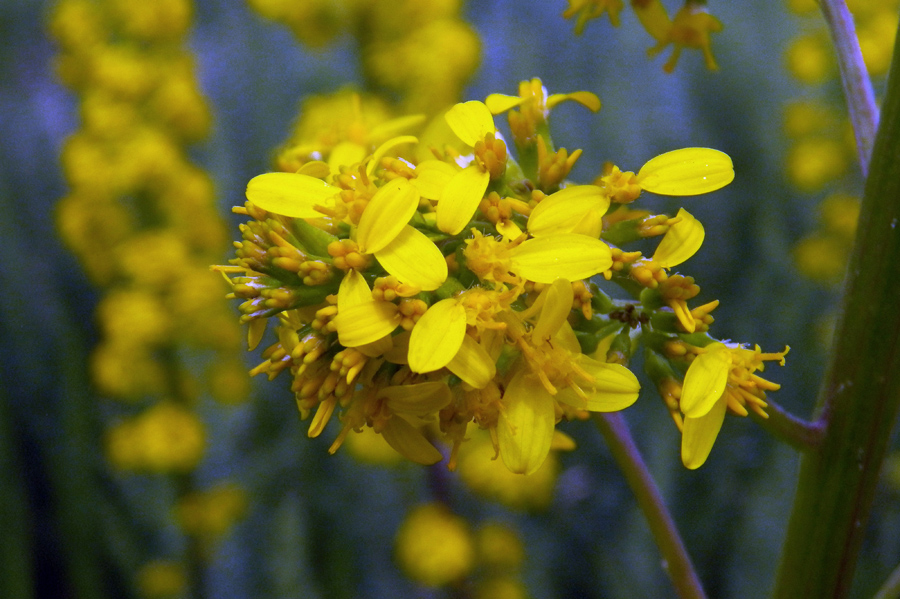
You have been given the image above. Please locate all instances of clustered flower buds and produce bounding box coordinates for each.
[216,78,787,472]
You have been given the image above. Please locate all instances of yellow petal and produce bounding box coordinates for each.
[496,219,523,239]
[328,142,367,171]
[408,299,467,373]
[247,318,267,351]
[532,278,574,341]
[484,93,528,114]
[557,360,641,411]
[381,382,452,416]
[297,161,331,178]
[680,342,730,418]
[384,330,411,364]
[357,334,393,358]
[369,114,427,140]
[637,148,734,196]
[446,335,496,389]
[437,166,490,235]
[528,185,609,236]
[499,371,556,475]
[356,178,420,254]
[681,398,727,469]
[245,172,338,218]
[510,234,612,283]
[653,208,705,268]
[333,301,401,347]
[337,269,372,312]
[411,160,458,199]
[381,416,443,465]
[374,225,448,291]
[547,91,602,112]
[445,100,496,146]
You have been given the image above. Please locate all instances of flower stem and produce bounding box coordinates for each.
[819,0,879,176]
[593,413,706,599]
[772,21,900,599]
[747,398,824,452]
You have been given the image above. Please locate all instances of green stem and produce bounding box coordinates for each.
[772,20,900,599]
[747,399,824,452]
[593,413,706,599]
[819,0,879,176]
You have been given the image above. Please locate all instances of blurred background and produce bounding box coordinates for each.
[2,0,899,597]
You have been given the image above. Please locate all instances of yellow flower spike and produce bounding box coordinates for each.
[374,225,448,291]
[546,91,602,112]
[652,208,705,268]
[333,301,401,347]
[245,172,338,218]
[447,335,496,389]
[445,100,496,146]
[680,342,731,418]
[381,416,444,465]
[499,370,557,475]
[527,185,609,237]
[412,160,458,199]
[485,93,528,114]
[356,178,420,253]
[681,398,727,469]
[408,298,468,373]
[637,148,734,196]
[532,279,574,341]
[509,234,612,283]
[437,167,491,235]
[381,382,453,417]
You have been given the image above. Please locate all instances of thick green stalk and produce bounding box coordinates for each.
[772,22,900,599]
[594,413,706,599]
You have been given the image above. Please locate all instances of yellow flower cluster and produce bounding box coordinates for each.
[50,0,245,415]
[394,503,529,596]
[218,78,786,472]
[246,0,480,115]
[49,0,247,559]
[563,0,724,72]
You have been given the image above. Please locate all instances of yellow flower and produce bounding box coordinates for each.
[434,100,505,234]
[647,2,724,73]
[247,172,447,295]
[395,503,475,587]
[680,342,789,469]
[563,0,625,33]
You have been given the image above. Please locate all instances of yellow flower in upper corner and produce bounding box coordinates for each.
[563,0,625,33]
[647,2,724,73]
[680,342,789,469]
[637,148,734,196]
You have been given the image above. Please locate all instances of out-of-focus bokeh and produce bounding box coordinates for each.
[2,0,899,597]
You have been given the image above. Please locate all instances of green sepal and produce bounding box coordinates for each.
[601,218,642,246]
[649,309,679,333]
[291,218,339,257]
[643,348,679,386]
[590,284,614,314]
[640,287,665,310]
